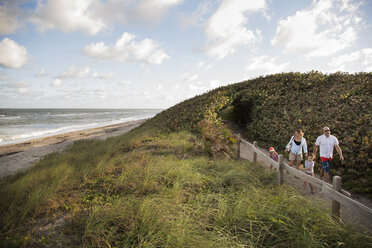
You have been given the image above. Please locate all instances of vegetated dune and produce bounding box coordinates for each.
[1,72,372,247]
[151,71,372,197]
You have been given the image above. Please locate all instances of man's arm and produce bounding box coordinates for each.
[303,138,308,157]
[313,145,318,159]
[335,144,344,161]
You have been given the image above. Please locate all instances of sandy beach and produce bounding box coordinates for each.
[0,119,146,178]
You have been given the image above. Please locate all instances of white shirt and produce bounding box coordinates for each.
[315,134,339,158]
[305,160,314,174]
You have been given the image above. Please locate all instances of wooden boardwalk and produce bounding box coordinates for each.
[238,137,372,231]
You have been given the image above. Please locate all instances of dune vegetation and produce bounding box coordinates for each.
[1,72,371,247]
[152,71,372,197]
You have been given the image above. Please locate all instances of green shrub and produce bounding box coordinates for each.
[150,71,372,197]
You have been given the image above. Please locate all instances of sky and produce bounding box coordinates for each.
[0,0,371,109]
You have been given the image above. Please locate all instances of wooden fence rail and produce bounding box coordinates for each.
[238,138,372,221]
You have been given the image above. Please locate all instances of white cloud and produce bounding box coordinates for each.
[0,3,22,35]
[6,82,29,94]
[31,0,106,35]
[83,32,169,64]
[119,80,131,85]
[187,79,223,92]
[0,73,9,81]
[51,78,63,87]
[203,0,266,60]
[34,69,46,77]
[197,60,212,70]
[155,84,163,91]
[17,88,28,94]
[0,38,28,69]
[271,0,362,58]
[182,73,198,82]
[7,82,28,88]
[133,0,184,24]
[178,0,215,27]
[94,0,183,28]
[197,61,205,67]
[30,0,183,35]
[188,83,200,91]
[245,55,289,77]
[329,48,372,71]
[92,72,116,80]
[209,80,222,89]
[59,66,90,79]
[329,51,360,69]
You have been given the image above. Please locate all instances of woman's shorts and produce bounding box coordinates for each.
[289,152,303,161]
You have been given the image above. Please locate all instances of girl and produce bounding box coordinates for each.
[300,154,315,194]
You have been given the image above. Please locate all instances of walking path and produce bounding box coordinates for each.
[256,143,372,230]
[229,123,372,231]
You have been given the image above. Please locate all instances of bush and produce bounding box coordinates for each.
[149,71,372,197]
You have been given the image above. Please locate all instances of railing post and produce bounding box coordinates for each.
[253,141,257,163]
[332,176,342,218]
[278,155,284,185]
[237,134,241,159]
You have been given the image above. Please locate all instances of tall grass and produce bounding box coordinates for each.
[1,124,371,247]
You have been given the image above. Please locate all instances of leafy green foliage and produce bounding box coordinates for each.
[150,71,372,197]
[150,91,232,131]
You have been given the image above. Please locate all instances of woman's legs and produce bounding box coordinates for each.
[295,159,301,170]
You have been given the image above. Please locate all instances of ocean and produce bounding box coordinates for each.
[0,109,162,145]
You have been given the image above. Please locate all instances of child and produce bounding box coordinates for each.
[269,147,278,170]
[269,147,278,161]
[300,154,315,194]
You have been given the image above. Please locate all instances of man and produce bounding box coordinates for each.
[313,126,344,183]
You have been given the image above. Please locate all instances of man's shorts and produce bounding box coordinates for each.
[289,152,303,161]
[321,160,330,172]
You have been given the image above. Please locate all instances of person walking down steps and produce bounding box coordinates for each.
[299,154,315,194]
[285,129,308,170]
[269,147,278,170]
[313,126,344,183]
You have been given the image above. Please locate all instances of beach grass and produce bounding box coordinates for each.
[0,122,371,247]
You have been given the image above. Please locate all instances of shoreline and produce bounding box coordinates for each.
[0,119,146,178]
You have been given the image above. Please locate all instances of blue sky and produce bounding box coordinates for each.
[0,0,371,109]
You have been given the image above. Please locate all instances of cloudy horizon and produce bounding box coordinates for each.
[1,0,371,109]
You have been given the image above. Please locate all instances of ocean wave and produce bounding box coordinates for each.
[46,111,121,118]
[0,118,145,145]
[46,112,90,117]
[0,116,21,120]
[0,109,160,146]
[11,123,101,141]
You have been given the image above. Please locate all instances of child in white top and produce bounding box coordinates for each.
[300,154,315,194]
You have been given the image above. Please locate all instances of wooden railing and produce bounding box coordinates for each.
[237,136,372,222]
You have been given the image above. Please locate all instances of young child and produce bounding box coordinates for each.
[300,154,315,194]
[269,147,278,170]
[269,147,278,161]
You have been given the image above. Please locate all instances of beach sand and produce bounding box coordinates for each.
[0,119,146,178]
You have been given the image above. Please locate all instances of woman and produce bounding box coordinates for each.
[285,129,308,169]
